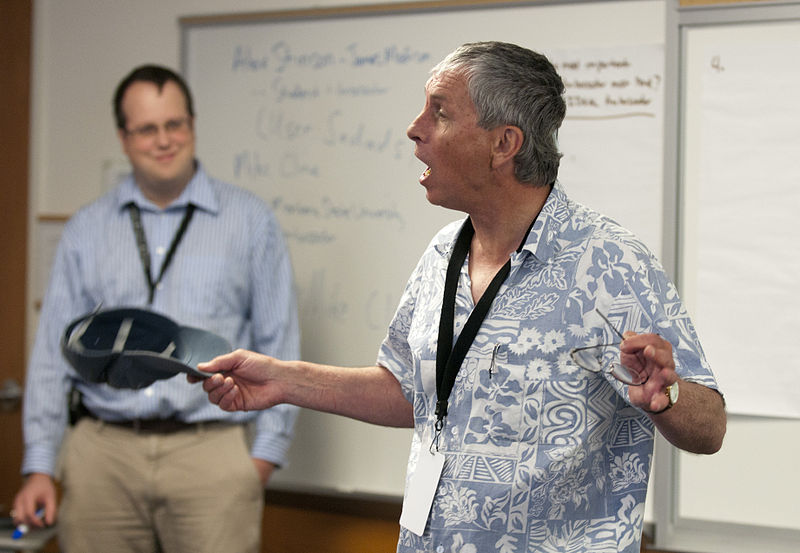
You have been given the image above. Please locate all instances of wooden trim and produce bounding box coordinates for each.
[180,0,553,26]
[0,0,31,517]
[680,0,786,6]
[264,488,402,520]
[37,213,71,222]
[260,489,401,553]
[257,489,678,552]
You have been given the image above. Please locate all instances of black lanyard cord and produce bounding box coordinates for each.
[435,219,511,429]
[128,202,196,305]
[434,215,538,439]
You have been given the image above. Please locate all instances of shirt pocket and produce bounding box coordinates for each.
[462,355,529,453]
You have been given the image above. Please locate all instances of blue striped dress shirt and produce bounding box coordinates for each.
[22,163,300,476]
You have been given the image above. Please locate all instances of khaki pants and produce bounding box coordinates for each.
[58,418,263,553]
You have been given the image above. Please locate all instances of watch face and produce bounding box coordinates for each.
[668,382,679,405]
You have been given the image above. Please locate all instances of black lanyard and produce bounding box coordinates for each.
[128,203,196,305]
[434,218,509,432]
[434,217,536,435]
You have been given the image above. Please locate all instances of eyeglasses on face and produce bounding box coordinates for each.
[569,309,648,386]
[125,116,192,141]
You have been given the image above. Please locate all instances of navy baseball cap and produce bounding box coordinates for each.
[61,307,231,389]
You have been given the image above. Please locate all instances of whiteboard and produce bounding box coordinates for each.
[680,20,800,419]
[181,0,666,497]
[680,13,800,528]
[654,2,800,551]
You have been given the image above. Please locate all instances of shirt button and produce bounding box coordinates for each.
[436,546,444,553]
[144,388,154,397]
[155,246,166,256]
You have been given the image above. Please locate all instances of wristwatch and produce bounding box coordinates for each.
[648,381,679,415]
[665,381,679,408]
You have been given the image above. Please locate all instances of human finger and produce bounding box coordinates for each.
[12,499,41,527]
[216,379,242,411]
[197,349,243,374]
[203,373,235,406]
[642,341,674,370]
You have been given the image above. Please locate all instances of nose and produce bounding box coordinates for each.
[406,111,425,143]
[154,126,172,147]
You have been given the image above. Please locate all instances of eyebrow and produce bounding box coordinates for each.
[428,91,449,105]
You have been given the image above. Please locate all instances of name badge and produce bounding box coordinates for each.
[399,431,445,536]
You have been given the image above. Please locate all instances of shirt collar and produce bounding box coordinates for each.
[432,182,570,264]
[116,161,220,214]
[515,182,569,264]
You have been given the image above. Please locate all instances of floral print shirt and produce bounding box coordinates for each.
[377,183,719,553]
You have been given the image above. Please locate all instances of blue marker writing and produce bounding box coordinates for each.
[12,508,45,539]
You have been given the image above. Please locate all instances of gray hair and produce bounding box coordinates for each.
[431,42,566,187]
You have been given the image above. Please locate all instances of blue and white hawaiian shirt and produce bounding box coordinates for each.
[377,183,719,553]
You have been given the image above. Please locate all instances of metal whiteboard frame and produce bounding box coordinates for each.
[658,1,800,551]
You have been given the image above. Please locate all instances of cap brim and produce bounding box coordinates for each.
[62,307,230,389]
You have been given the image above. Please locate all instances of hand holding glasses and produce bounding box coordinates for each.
[570,309,648,386]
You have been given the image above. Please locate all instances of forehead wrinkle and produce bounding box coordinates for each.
[425,74,466,107]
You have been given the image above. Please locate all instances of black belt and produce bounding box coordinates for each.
[85,410,213,433]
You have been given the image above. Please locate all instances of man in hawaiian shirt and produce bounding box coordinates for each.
[195,42,726,553]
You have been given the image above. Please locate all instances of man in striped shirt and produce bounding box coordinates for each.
[12,65,300,553]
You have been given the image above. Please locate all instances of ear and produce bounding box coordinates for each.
[490,125,524,170]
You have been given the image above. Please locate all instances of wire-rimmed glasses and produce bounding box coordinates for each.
[570,309,648,386]
[125,116,192,143]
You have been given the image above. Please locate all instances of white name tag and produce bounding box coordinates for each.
[399,438,445,536]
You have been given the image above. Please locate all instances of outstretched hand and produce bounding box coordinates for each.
[620,332,679,414]
[190,349,285,412]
